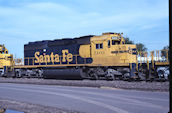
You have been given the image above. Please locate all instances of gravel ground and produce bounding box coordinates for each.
[0,77,169,92]
[0,98,82,113]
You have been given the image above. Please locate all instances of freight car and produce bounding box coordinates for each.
[0,32,169,81]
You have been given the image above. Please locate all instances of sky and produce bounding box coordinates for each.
[0,0,169,58]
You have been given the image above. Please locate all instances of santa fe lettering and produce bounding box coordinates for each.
[34,49,73,63]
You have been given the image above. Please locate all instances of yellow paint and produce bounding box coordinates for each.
[34,49,73,63]
[34,52,40,63]
[79,32,137,66]
[0,45,14,69]
[79,44,91,58]
[54,54,60,62]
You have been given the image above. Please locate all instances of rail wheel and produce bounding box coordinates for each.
[138,66,147,81]
[157,70,166,82]
[105,75,115,81]
[90,72,99,80]
[15,71,22,78]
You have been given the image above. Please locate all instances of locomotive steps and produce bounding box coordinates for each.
[0,77,169,92]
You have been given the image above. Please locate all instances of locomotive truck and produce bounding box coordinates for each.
[0,32,169,81]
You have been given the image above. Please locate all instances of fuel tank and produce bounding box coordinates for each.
[43,68,83,80]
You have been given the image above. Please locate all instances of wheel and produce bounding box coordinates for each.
[138,66,147,81]
[105,75,114,81]
[158,70,165,79]
[92,73,99,80]
[89,72,99,80]
[36,71,43,78]
[27,73,31,78]
[123,73,130,81]
[15,71,22,78]
[106,73,115,81]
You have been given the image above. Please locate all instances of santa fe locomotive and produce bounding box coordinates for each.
[0,32,169,80]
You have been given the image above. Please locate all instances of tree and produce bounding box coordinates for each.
[161,46,169,60]
[162,46,169,50]
[124,37,147,52]
[124,37,134,44]
[136,43,147,52]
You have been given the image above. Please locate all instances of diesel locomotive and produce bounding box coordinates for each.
[0,32,169,80]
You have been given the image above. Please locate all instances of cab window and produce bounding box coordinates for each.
[108,40,110,48]
[112,40,120,45]
[96,43,103,49]
[8,56,12,60]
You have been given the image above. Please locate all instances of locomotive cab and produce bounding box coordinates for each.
[79,32,137,66]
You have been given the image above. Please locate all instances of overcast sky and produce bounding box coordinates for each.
[0,0,169,58]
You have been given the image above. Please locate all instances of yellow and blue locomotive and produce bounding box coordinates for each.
[22,32,138,80]
[0,32,169,80]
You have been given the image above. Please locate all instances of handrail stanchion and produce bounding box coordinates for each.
[158,51,159,62]
[60,55,61,65]
[151,51,154,70]
[140,52,142,66]
[22,58,23,65]
[156,50,157,61]
[33,57,34,65]
[166,50,169,62]
[28,58,29,65]
[144,52,146,63]
[76,55,77,64]
[146,52,149,70]
[136,52,138,72]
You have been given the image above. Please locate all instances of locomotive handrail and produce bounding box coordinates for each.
[137,49,169,63]
[14,50,169,67]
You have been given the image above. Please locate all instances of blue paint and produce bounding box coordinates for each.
[24,37,93,65]
[5,110,24,113]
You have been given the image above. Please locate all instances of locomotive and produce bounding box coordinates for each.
[0,32,169,80]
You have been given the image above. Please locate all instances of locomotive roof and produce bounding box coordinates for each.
[91,33,123,41]
[25,35,94,46]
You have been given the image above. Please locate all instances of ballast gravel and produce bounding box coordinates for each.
[0,77,169,92]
